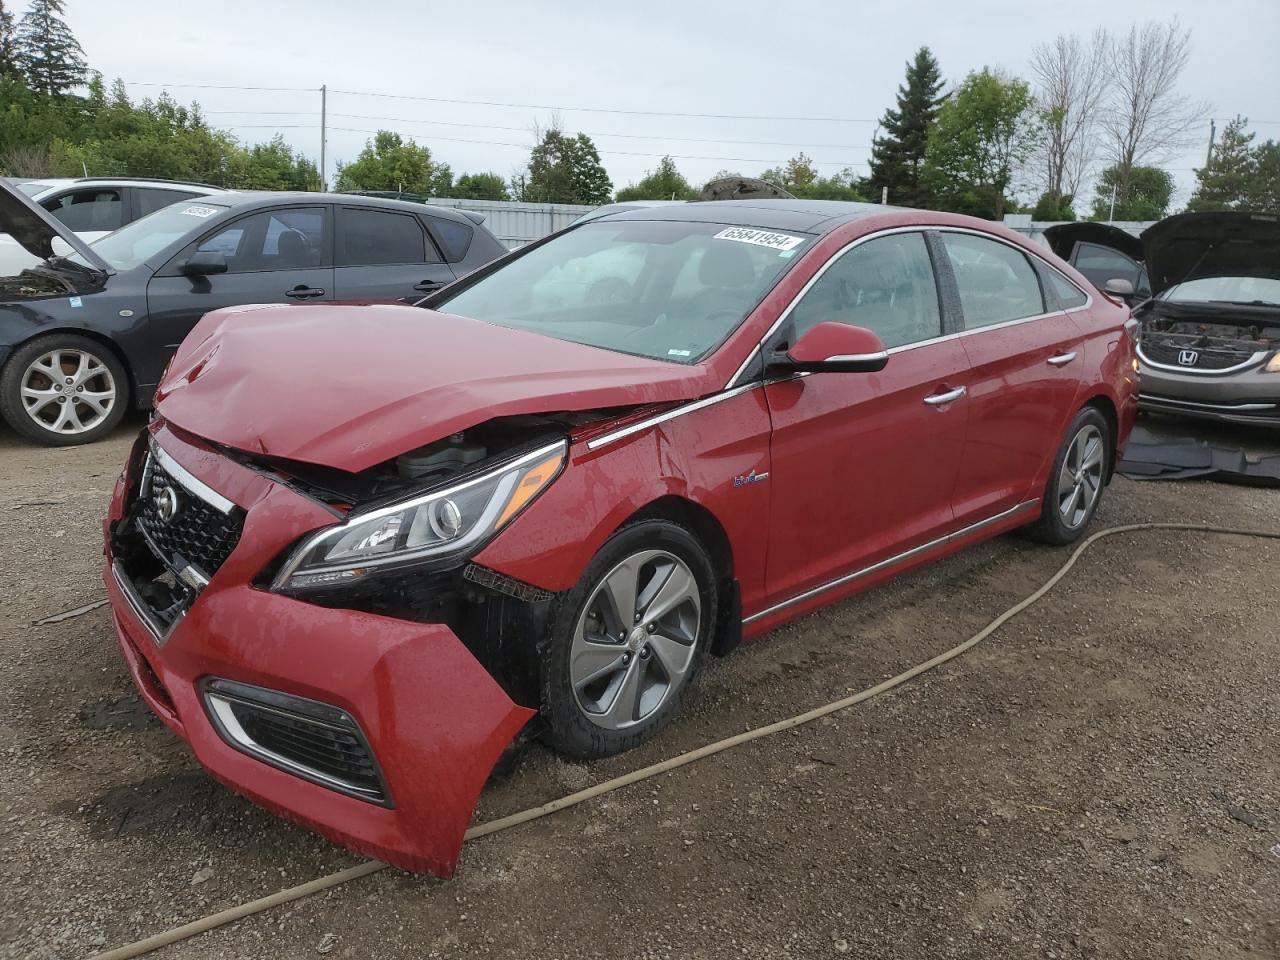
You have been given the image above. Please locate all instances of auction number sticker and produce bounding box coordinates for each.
[179,205,219,218]
[713,227,804,251]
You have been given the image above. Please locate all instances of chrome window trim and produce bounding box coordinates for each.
[724,225,1093,390]
[1136,345,1267,376]
[150,440,236,514]
[743,498,1040,625]
[823,351,889,363]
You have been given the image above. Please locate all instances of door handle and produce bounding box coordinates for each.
[923,386,967,406]
[1047,351,1077,366]
[285,285,326,300]
[413,280,446,293]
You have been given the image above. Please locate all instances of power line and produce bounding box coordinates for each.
[123,80,314,92]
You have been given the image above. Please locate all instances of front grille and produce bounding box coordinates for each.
[1140,338,1259,371]
[136,456,244,578]
[203,679,390,805]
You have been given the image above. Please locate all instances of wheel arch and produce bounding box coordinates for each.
[1079,391,1120,481]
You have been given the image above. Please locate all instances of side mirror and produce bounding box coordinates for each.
[1103,277,1134,298]
[771,322,889,374]
[179,251,228,277]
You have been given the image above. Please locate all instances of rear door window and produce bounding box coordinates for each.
[337,208,435,265]
[136,188,202,217]
[942,233,1045,328]
[42,189,125,232]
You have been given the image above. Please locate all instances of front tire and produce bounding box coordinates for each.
[1025,406,1111,545]
[0,335,129,446]
[541,519,718,759]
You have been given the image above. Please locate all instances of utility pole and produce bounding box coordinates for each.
[1108,183,1117,224]
[1205,118,1216,167]
[319,84,328,192]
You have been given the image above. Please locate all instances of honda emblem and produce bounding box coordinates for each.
[1177,349,1199,366]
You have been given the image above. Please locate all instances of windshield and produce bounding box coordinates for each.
[434,220,812,363]
[1162,275,1280,306]
[69,200,229,271]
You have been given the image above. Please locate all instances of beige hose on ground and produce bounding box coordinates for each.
[88,522,1280,960]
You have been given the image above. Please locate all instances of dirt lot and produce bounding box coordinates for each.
[1,415,1278,960]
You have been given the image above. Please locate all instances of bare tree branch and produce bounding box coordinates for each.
[1029,28,1109,201]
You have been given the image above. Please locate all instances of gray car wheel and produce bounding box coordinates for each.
[0,334,130,446]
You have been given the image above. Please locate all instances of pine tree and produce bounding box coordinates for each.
[16,0,86,97]
[1188,117,1258,211]
[0,1,19,78]
[868,47,945,207]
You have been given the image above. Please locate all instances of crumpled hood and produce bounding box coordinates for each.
[156,303,715,472]
[0,179,110,272]
[1142,211,1280,294]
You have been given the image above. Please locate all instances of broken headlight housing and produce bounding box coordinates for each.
[273,441,566,592]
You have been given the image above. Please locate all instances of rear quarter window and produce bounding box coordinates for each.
[425,215,473,262]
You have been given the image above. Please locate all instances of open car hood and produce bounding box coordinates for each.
[1043,222,1144,264]
[1141,211,1280,294]
[0,179,111,274]
[156,302,717,472]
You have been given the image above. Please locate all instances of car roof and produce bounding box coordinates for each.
[589,199,897,234]
[21,178,228,194]
[200,191,482,226]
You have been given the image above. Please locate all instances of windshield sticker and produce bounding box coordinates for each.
[713,227,804,251]
[179,204,219,218]
[667,348,693,358]
[68,296,82,308]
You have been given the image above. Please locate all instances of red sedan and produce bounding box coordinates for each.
[103,201,1138,876]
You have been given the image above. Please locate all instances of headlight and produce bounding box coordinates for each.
[273,440,566,591]
[1266,353,1280,373]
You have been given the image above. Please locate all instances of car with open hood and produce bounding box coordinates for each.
[0,182,506,445]
[1128,212,1280,426]
[103,199,1137,876]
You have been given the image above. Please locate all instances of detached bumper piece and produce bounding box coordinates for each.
[201,679,391,806]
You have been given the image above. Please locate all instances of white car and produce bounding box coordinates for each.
[0,177,228,275]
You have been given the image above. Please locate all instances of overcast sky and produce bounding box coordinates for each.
[53,0,1280,208]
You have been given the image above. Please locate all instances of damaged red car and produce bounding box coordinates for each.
[104,201,1138,876]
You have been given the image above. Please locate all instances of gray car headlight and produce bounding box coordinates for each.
[273,440,566,591]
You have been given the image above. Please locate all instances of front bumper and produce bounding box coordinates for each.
[1137,359,1280,427]
[103,423,535,876]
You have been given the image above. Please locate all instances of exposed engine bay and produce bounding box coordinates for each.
[1138,302,1280,371]
[223,411,618,510]
[0,269,75,300]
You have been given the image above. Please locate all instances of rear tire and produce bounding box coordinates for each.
[0,334,129,446]
[541,519,717,760]
[1025,406,1111,545]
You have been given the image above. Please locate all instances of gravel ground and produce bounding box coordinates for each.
[1,414,1278,960]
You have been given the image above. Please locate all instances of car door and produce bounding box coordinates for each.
[762,229,970,606]
[41,186,127,247]
[144,205,334,361]
[938,230,1085,527]
[332,206,454,300]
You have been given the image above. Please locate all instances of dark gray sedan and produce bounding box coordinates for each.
[0,186,507,445]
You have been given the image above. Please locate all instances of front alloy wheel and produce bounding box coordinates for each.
[570,549,702,730]
[0,334,130,446]
[1057,423,1105,529]
[542,519,717,759]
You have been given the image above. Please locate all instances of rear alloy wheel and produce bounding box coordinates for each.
[543,520,716,758]
[1025,407,1111,545]
[0,335,129,446]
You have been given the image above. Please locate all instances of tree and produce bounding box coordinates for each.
[15,0,85,97]
[615,156,697,201]
[519,127,612,204]
[229,135,318,191]
[922,69,1041,220]
[1099,20,1204,215]
[0,1,20,78]
[448,172,509,200]
[335,131,452,195]
[1032,191,1076,220]
[1029,29,1107,214]
[1188,117,1257,211]
[760,153,865,200]
[868,47,945,207]
[1248,141,1280,212]
[1090,164,1173,220]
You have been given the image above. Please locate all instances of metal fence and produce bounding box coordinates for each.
[428,198,597,248]
[1001,214,1160,245]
